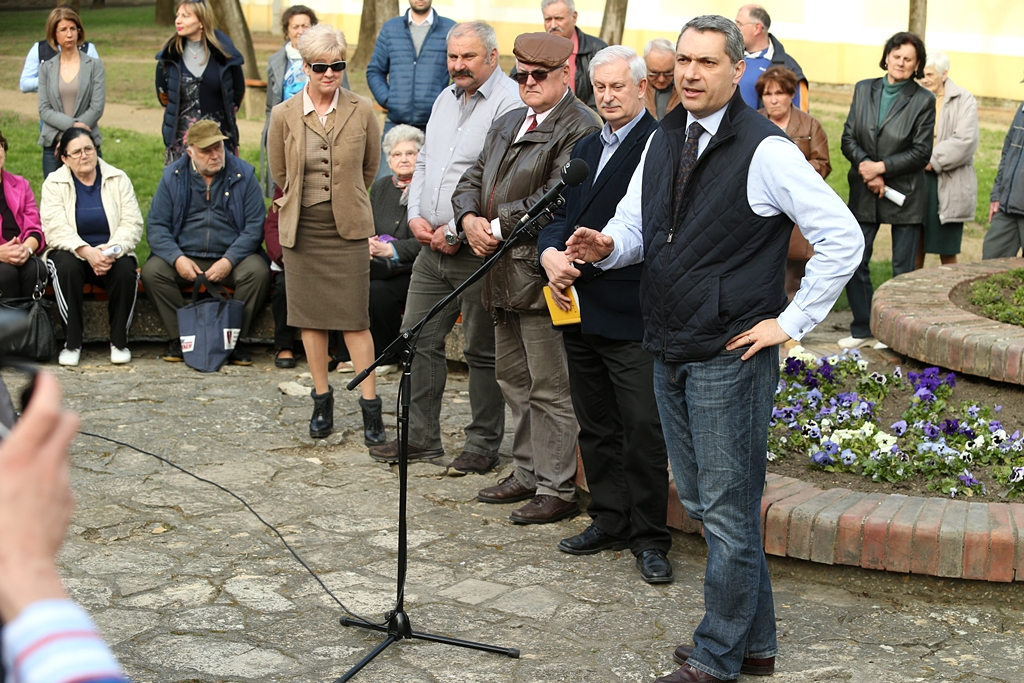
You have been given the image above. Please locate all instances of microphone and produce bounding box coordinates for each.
[515,158,590,228]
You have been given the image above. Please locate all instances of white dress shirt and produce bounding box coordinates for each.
[598,101,864,341]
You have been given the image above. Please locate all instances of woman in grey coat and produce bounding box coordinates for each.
[916,52,979,267]
[259,4,348,196]
[37,6,105,178]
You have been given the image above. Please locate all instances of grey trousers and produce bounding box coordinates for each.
[401,246,505,456]
[140,254,270,339]
[496,309,578,501]
[982,211,1024,259]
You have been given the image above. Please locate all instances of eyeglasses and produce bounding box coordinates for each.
[389,150,418,158]
[64,145,96,159]
[647,70,674,80]
[309,61,346,73]
[512,65,564,85]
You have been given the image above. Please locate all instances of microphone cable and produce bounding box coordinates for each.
[78,430,389,628]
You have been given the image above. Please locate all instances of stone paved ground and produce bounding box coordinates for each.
[8,317,1024,683]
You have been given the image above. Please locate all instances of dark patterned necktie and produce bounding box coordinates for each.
[672,121,705,226]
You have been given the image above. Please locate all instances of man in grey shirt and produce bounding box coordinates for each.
[367,21,522,474]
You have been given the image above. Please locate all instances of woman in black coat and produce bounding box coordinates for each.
[155,1,244,165]
[839,31,934,349]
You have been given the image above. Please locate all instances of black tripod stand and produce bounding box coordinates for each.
[335,205,564,681]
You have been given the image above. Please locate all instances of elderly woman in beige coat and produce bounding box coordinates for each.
[267,24,383,443]
[916,51,979,267]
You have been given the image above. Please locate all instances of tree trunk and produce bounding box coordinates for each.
[908,0,927,37]
[210,0,261,81]
[350,0,399,71]
[599,0,629,46]
[155,0,175,27]
[92,0,105,9]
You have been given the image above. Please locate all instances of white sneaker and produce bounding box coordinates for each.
[336,361,355,373]
[110,345,132,364]
[376,364,396,376]
[58,347,81,366]
[837,336,878,349]
[872,341,889,350]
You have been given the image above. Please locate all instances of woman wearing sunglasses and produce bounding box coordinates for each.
[155,0,245,165]
[266,24,384,444]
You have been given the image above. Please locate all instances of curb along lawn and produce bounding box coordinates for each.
[767,348,1024,503]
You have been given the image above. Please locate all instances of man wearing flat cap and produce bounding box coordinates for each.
[143,119,270,365]
[451,32,600,524]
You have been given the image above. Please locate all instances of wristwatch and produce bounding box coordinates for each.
[444,223,462,246]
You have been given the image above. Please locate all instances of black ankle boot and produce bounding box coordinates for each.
[310,386,334,439]
[359,396,386,447]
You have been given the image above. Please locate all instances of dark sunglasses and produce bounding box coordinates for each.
[512,66,562,85]
[309,61,346,73]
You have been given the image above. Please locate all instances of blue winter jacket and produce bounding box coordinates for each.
[146,153,266,268]
[155,30,245,151]
[365,10,454,127]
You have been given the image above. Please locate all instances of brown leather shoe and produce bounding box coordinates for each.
[672,644,775,676]
[477,474,535,503]
[368,439,443,463]
[447,451,500,475]
[653,664,726,683]
[509,495,580,525]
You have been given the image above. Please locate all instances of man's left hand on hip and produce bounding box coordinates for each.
[725,318,791,361]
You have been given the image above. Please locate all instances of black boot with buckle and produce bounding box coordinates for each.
[310,386,334,439]
[359,396,386,447]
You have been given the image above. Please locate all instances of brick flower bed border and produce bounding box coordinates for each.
[871,257,1024,384]
[660,260,1024,582]
[666,476,1024,582]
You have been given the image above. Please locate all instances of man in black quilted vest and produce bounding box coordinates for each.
[566,15,862,683]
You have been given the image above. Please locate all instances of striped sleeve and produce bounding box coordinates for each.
[3,599,128,683]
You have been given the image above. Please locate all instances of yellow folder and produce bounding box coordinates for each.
[543,285,582,326]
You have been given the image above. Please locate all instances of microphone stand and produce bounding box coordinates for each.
[335,199,564,681]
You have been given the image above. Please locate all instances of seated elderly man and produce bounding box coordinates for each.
[142,120,270,365]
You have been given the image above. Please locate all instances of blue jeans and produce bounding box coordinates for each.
[845,222,919,338]
[654,347,779,681]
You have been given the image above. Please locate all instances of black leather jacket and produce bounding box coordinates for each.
[841,77,935,225]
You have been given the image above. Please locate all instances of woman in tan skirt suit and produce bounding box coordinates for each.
[267,24,384,443]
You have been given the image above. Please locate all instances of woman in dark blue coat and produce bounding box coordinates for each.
[155,0,244,165]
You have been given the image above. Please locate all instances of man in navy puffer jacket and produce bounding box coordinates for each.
[366,0,454,178]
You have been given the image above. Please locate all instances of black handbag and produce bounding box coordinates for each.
[369,255,413,280]
[0,258,58,363]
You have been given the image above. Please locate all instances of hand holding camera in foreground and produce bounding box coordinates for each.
[0,372,128,683]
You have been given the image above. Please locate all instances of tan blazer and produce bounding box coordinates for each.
[266,87,380,246]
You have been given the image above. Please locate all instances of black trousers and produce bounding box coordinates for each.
[47,250,138,349]
[0,258,43,300]
[563,329,672,555]
[270,270,295,350]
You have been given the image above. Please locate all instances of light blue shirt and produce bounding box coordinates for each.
[408,67,522,233]
[3,599,128,683]
[20,42,100,93]
[595,108,646,177]
[597,101,864,341]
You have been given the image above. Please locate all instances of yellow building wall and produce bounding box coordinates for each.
[240,0,1024,101]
